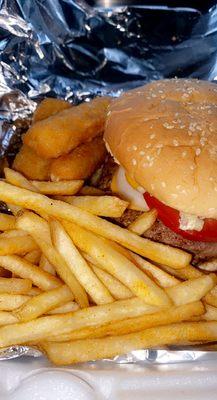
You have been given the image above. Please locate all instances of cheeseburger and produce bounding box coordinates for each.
[102,79,217,265]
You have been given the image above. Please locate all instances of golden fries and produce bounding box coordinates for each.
[0,298,160,347]
[0,278,32,294]
[160,264,203,280]
[47,301,79,315]
[198,258,217,272]
[0,235,37,256]
[48,301,204,342]
[91,264,133,300]
[51,220,114,305]
[0,181,191,268]
[15,285,74,322]
[0,294,30,311]
[42,321,217,365]
[24,249,41,264]
[55,195,128,217]
[131,253,180,288]
[39,254,56,276]
[0,255,61,290]
[166,274,217,305]
[0,311,18,326]
[204,285,217,308]
[128,209,157,235]
[203,304,217,321]
[16,211,52,244]
[4,167,38,192]
[79,186,105,196]
[30,180,84,195]
[50,137,107,181]
[24,96,111,159]
[13,145,51,181]
[33,98,71,122]
[64,222,172,306]
[0,213,16,231]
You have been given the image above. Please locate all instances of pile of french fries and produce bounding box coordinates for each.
[0,97,216,366]
[0,168,216,365]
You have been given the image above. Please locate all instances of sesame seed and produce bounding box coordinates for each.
[161,182,166,188]
[195,148,201,156]
[173,139,179,146]
[132,145,137,151]
[150,134,155,139]
[190,165,195,170]
[163,122,174,129]
[145,143,151,149]
[139,151,145,156]
[132,159,137,166]
[182,151,187,158]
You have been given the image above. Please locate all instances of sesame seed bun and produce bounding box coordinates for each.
[104,79,217,219]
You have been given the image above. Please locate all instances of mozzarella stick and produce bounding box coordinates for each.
[50,137,107,181]
[33,98,71,122]
[24,96,111,159]
[13,145,51,181]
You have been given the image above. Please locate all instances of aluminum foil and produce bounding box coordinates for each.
[0,0,217,365]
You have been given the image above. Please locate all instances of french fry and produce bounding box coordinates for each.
[33,98,71,122]
[28,287,42,296]
[63,222,172,306]
[42,321,217,365]
[160,264,203,280]
[0,278,32,294]
[0,230,27,239]
[203,304,217,321]
[47,301,79,315]
[0,181,191,268]
[79,186,105,196]
[0,213,15,231]
[4,167,38,192]
[0,235,37,255]
[198,258,217,272]
[50,137,107,181]
[48,301,204,342]
[91,264,133,300]
[204,285,217,308]
[55,195,128,217]
[166,274,217,305]
[51,220,114,305]
[13,145,51,181]
[24,96,111,159]
[0,298,160,347]
[128,209,157,235]
[24,249,41,264]
[39,254,56,276]
[15,285,74,322]
[30,236,89,309]
[131,253,180,288]
[0,255,61,290]
[16,211,52,245]
[7,204,23,217]
[30,180,84,196]
[0,294,30,311]
[0,311,18,326]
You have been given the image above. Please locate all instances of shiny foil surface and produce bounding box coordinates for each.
[0,0,217,364]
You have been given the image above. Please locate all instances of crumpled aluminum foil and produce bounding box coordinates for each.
[0,0,217,365]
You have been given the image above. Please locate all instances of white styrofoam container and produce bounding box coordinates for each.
[0,355,217,400]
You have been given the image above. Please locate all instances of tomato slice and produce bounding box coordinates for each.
[144,192,217,242]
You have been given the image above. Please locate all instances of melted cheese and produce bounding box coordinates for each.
[179,212,204,232]
[111,166,149,211]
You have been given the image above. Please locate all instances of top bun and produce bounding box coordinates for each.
[104,79,217,218]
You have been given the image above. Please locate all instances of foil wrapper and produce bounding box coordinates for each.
[0,0,217,365]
